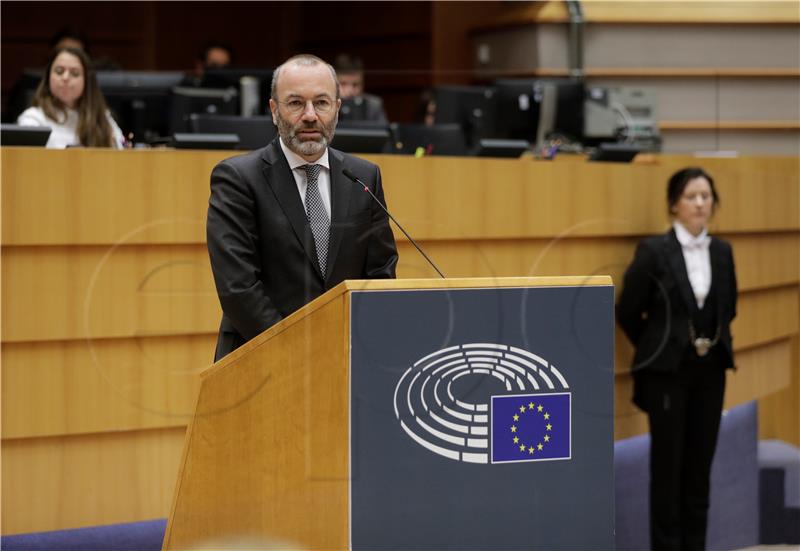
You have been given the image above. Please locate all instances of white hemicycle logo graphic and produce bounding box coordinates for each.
[393,343,571,464]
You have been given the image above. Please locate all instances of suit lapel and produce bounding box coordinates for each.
[260,141,323,278]
[663,229,696,313]
[324,148,352,281]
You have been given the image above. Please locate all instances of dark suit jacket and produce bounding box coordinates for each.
[617,229,737,375]
[207,138,398,360]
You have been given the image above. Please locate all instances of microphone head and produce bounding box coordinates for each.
[342,168,358,182]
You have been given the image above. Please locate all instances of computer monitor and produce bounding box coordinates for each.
[3,68,44,123]
[432,85,497,147]
[330,128,391,154]
[170,87,238,134]
[338,97,369,122]
[201,68,274,115]
[493,78,585,144]
[337,119,391,131]
[171,132,240,150]
[189,114,276,150]
[98,71,185,143]
[1,124,51,146]
[473,138,530,158]
[391,123,468,156]
[587,142,640,163]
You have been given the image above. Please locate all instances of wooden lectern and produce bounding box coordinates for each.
[164,276,615,551]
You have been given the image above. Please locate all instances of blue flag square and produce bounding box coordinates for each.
[491,393,571,463]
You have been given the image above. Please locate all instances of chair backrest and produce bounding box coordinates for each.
[189,114,277,150]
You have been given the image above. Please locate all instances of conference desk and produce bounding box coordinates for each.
[2,147,798,534]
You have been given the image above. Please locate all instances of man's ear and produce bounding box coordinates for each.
[269,99,278,125]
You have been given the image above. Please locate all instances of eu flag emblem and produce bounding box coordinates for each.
[491,393,571,463]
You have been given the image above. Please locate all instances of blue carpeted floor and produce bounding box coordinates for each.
[1,519,166,551]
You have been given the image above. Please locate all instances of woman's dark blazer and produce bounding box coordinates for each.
[617,228,737,375]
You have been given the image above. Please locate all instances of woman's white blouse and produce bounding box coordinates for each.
[673,221,712,309]
[17,106,125,149]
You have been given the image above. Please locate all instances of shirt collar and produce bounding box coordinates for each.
[279,137,330,171]
[673,221,710,248]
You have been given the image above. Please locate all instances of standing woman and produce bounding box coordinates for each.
[617,167,737,551]
[17,47,124,148]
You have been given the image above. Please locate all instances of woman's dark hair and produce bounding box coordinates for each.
[32,47,115,147]
[667,166,719,214]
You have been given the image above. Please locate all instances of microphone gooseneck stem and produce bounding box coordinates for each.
[342,169,446,279]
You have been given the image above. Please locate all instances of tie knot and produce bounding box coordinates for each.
[302,164,321,183]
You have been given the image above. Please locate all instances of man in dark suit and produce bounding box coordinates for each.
[207,54,398,361]
[334,53,389,124]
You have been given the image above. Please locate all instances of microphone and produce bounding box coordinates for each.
[342,168,446,279]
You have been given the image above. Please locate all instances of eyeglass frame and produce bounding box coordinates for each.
[275,95,339,116]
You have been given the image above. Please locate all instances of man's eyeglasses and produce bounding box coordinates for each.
[278,97,336,115]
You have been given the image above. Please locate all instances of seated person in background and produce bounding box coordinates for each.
[4,25,119,122]
[50,25,87,52]
[49,25,120,70]
[17,47,125,148]
[334,53,388,124]
[418,89,436,126]
[183,41,235,86]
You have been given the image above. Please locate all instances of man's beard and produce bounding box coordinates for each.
[275,110,337,158]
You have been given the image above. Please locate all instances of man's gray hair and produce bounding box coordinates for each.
[271,54,340,100]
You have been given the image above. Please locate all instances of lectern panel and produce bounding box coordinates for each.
[349,284,615,550]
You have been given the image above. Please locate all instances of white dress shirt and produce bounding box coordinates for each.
[278,138,332,219]
[17,106,125,149]
[674,221,712,309]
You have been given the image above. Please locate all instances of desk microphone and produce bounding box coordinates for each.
[342,168,446,279]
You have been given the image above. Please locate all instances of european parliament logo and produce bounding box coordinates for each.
[393,343,572,464]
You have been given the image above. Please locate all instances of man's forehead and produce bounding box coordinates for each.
[276,62,337,96]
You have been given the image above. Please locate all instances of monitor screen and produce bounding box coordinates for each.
[473,138,530,158]
[392,123,468,156]
[493,78,585,143]
[171,132,240,150]
[189,114,276,150]
[170,87,238,134]
[330,128,391,154]
[201,68,273,115]
[1,124,51,146]
[433,85,497,146]
[98,71,185,143]
[339,97,370,122]
[588,142,640,163]
[4,68,44,123]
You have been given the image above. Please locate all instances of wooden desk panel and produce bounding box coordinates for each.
[1,147,797,534]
